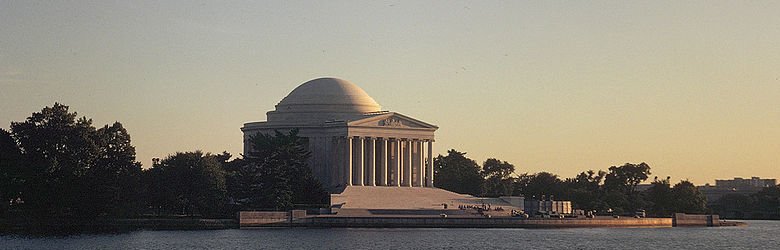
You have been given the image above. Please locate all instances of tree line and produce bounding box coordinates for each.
[712,186,780,219]
[3,104,777,221]
[434,149,714,217]
[0,104,327,222]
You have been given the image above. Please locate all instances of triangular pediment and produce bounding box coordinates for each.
[348,112,438,129]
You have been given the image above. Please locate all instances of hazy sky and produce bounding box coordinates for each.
[2,1,778,184]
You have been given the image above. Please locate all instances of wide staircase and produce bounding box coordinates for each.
[329,186,521,217]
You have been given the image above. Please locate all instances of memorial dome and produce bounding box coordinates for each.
[275,77,381,113]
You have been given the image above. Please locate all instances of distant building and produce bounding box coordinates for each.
[715,177,777,189]
[699,177,777,205]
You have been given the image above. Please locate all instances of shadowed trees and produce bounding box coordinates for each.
[564,170,607,211]
[431,151,712,217]
[515,172,566,200]
[5,103,143,219]
[10,103,98,218]
[0,103,749,221]
[433,150,483,196]
[225,129,327,211]
[751,185,780,218]
[0,129,24,215]
[644,176,673,217]
[87,122,143,217]
[670,180,707,214]
[603,163,652,213]
[481,158,515,197]
[144,151,227,217]
[604,163,651,194]
[713,185,780,219]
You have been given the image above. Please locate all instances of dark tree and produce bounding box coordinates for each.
[644,176,673,217]
[0,129,24,215]
[671,180,707,214]
[144,151,227,216]
[601,163,652,214]
[228,129,327,211]
[750,185,780,219]
[604,162,651,194]
[10,103,99,218]
[481,158,515,197]
[515,172,565,200]
[714,193,753,219]
[433,149,483,196]
[86,122,143,217]
[564,170,607,210]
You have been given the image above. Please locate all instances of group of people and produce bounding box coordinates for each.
[458,204,505,211]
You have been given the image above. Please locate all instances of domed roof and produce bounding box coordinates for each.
[275,77,381,113]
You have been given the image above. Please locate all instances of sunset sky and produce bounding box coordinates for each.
[2,1,778,185]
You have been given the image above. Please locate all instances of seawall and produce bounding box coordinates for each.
[302,217,673,228]
[238,211,673,228]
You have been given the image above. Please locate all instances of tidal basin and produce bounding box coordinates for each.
[2,220,778,250]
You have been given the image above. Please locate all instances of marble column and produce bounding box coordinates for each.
[366,137,376,186]
[415,139,424,187]
[378,138,387,186]
[404,139,412,187]
[353,136,364,186]
[427,140,434,187]
[345,136,352,186]
[393,138,401,187]
[335,137,343,186]
[328,137,338,188]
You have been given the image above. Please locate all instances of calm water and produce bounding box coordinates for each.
[2,221,778,250]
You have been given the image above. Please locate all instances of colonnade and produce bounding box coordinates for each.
[328,136,434,188]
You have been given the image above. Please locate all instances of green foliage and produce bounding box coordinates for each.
[670,180,707,214]
[644,176,673,217]
[481,158,515,197]
[604,162,651,194]
[713,185,780,219]
[515,172,565,200]
[2,103,144,219]
[752,186,780,215]
[227,129,327,211]
[87,122,143,217]
[11,104,99,218]
[144,151,227,216]
[0,129,24,215]
[564,170,607,211]
[433,149,483,196]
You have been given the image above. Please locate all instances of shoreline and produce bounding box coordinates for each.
[239,211,748,229]
[1,215,748,235]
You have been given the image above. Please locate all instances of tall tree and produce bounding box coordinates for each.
[481,158,515,197]
[604,162,651,194]
[644,176,673,217]
[433,149,483,196]
[145,151,227,216]
[10,103,99,218]
[516,172,565,200]
[564,170,607,210]
[87,122,143,217]
[0,129,24,215]
[228,129,327,211]
[751,185,780,219]
[714,193,753,219]
[671,180,707,214]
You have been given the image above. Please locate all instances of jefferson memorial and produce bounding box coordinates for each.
[242,77,438,192]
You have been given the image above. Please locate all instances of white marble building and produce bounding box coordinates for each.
[242,77,438,192]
